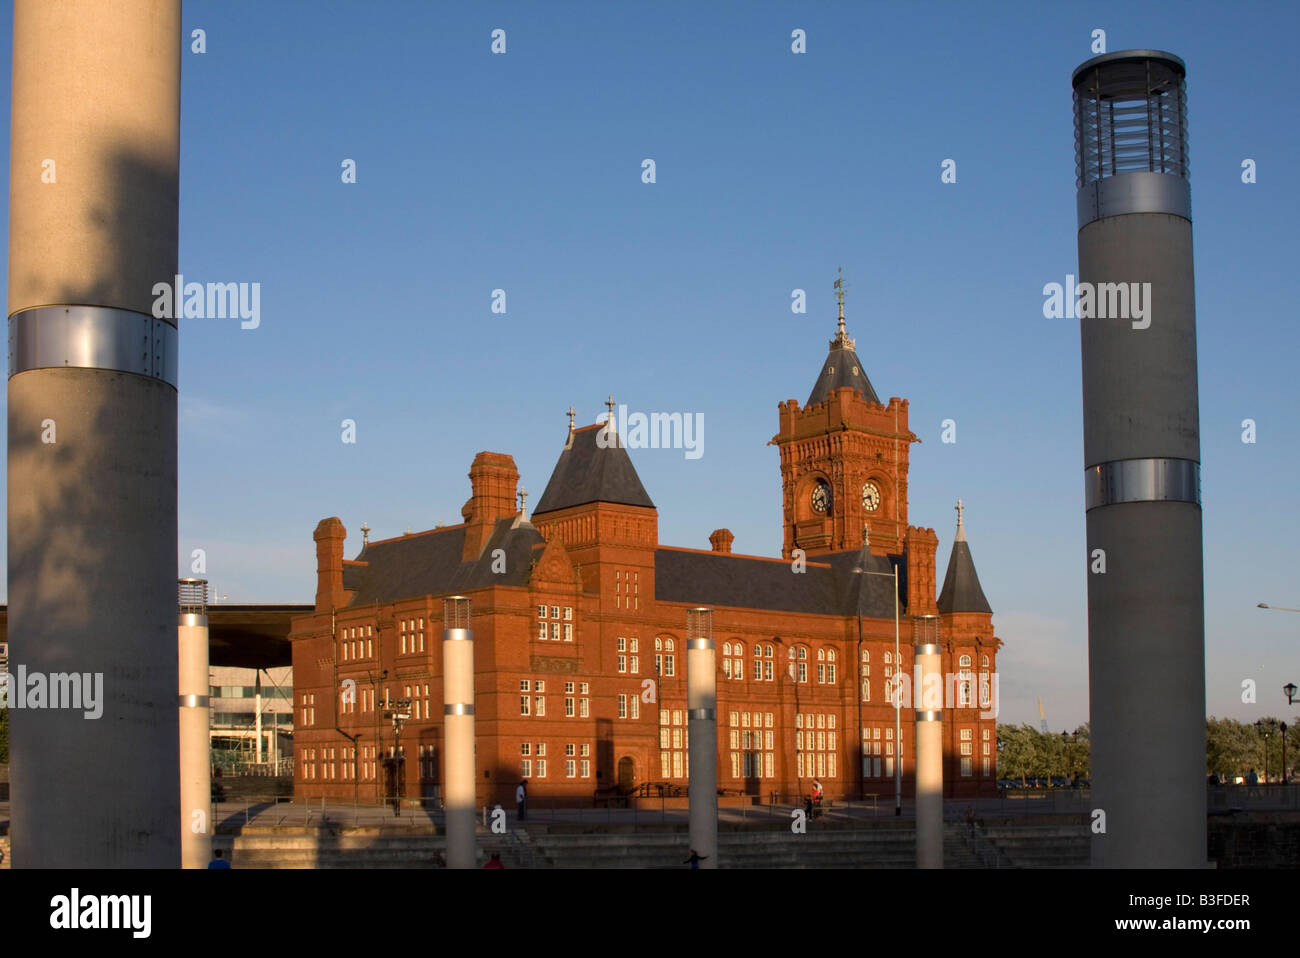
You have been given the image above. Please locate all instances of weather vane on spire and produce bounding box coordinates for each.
[830,267,855,350]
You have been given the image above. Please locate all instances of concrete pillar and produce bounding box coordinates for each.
[255,673,264,764]
[7,0,181,868]
[914,616,943,868]
[687,608,717,869]
[443,597,476,868]
[178,580,210,869]
[1072,51,1206,868]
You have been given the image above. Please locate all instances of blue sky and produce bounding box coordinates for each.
[2,1,1297,731]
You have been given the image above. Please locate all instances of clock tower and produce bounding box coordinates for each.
[773,275,919,558]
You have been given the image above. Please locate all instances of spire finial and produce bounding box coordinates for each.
[862,522,870,547]
[361,522,370,544]
[835,266,845,332]
[955,498,966,542]
[567,405,576,432]
[519,485,529,519]
[605,395,616,427]
[829,269,855,350]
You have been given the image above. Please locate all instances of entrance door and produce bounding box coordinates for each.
[617,756,636,793]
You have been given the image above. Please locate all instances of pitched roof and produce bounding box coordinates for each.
[807,341,881,406]
[654,547,903,618]
[342,516,544,606]
[937,540,992,614]
[532,423,655,515]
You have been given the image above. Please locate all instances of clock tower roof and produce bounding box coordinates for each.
[806,310,881,406]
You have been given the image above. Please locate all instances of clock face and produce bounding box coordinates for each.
[810,481,831,514]
[862,482,881,512]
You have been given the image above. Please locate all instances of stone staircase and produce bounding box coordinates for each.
[212,820,1065,869]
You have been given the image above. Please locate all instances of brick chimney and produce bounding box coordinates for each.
[709,528,734,554]
[463,452,520,560]
[313,517,348,612]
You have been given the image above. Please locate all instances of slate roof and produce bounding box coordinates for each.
[937,540,992,614]
[532,423,655,515]
[654,547,905,618]
[342,515,544,606]
[807,341,881,406]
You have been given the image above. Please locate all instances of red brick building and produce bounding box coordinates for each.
[289,309,1001,806]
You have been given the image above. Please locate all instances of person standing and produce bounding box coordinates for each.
[516,780,528,822]
[684,848,707,869]
[207,848,231,869]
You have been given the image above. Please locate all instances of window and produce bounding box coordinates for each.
[796,712,836,779]
[959,654,972,668]
[630,655,639,674]
[581,759,590,778]
[520,694,531,716]
[564,607,573,620]
[753,658,762,681]
[520,680,531,692]
[535,695,545,716]
[960,756,973,777]
[630,637,639,653]
[551,606,560,619]
[535,680,545,693]
[618,694,627,719]
[981,654,990,668]
[618,655,627,673]
[730,710,776,780]
[763,661,773,681]
[521,759,532,778]
[566,760,576,778]
[630,696,640,719]
[539,622,548,640]
[565,743,576,756]
[579,697,589,717]
[662,708,688,778]
[618,637,626,652]
[538,605,547,619]
[536,759,547,778]
[565,697,575,717]
[818,663,825,684]
[563,624,573,641]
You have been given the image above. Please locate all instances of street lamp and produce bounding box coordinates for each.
[852,524,902,816]
[1282,722,1290,787]
[1285,683,1297,707]
[1255,719,1271,785]
[380,693,413,815]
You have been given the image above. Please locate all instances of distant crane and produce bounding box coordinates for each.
[1038,697,1048,733]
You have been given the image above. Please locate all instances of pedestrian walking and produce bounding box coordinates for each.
[684,848,707,869]
[516,779,528,822]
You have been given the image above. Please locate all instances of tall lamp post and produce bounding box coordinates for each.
[1256,720,1271,785]
[852,525,902,816]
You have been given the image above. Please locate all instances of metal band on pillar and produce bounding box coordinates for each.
[1085,458,1201,510]
[444,704,474,716]
[9,305,178,387]
[916,710,943,723]
[178,694,209,708]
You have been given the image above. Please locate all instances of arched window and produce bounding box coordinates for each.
[656,637,663,651]
[981,654,990,668]
[959,654,972,668]
[765,644,774,657]
[817,648,825,661]
[656,636,677,677]
[828,649,836,662]
[883,651,892,665]
[795,647,808,683]
[723,642,732,656]
[861,649,870,663]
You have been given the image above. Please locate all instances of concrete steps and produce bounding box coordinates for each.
[211,821,1090,869]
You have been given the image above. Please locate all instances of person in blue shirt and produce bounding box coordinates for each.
[208,848,231,869]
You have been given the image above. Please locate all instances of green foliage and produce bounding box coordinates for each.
[996,722,1089,781]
